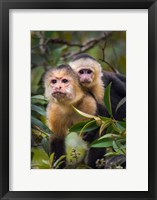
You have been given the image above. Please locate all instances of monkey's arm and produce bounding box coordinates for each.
[102,71,126,98]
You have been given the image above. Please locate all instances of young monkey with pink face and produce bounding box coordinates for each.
[44,64,97,138]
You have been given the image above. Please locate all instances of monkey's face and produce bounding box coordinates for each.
[51,77,73,100]
[70,58,102,87]
[45,69,76,102]
[77,67,94,85]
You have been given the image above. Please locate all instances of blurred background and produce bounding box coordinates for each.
[31,31,126,95]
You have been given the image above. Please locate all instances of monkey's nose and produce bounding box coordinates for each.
[55,86,62,90]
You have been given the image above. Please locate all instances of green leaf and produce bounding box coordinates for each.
[72,106,100,121]
[31,95,48,105]
[69,121,90,132]
[115,122,125,133]
[51,46,67,65]
[90,138,113,148]
[106,125,113,134]
[104,82,113,117]
[53,155,66,168]
[98,133,121,140]
[31,104,46,117]
[116,97,126,112]
[79,120,99,136]
[31,147,50,169]
[76,164,92,169]
[117,121,126,128]
[99,119,112,136]
[55,161,65,169]
[41,137,49,155]
[31,54,45,68]
[99,116,111,121]
[31,66,45,94]
[112,140,126,155]
[31,116,53,136]
[49,153,55,167]
[113,140,122,153]
[31,95,47,101]
[104,152,120,157]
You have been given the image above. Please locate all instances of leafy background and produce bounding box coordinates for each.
[31,31,126,169]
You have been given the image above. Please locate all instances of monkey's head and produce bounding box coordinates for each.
[69,54,103,88]
[44,64,83,104]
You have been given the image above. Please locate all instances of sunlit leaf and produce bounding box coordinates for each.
[104,152,120,157]
[49,153,55,167]
[99,119,112,136]
[72,106,100,121]
[98,133,121,140]
[31,147,50,169]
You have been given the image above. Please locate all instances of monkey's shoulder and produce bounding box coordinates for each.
[77,94,97,116]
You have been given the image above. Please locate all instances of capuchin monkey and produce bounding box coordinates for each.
[69,54,126,121]
[44,64,106,168]
[69,54,104,105]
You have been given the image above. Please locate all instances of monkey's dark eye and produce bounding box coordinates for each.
[62,79,68,83]
[87,70,92,74]
[51,79,57,84]
[79,70,84,74]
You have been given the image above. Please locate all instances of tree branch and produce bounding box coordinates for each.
[61,31,113,60]
[32,31,113,61]
[99,33,119,74]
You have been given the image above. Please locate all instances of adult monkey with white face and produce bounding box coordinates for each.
[69,54,126,121]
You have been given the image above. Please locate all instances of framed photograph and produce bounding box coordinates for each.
[0,0,156,200]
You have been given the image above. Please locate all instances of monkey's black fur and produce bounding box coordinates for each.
[50,138,66,168]
[72,53,96,62]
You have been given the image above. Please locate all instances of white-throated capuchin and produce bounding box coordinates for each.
[69,53,126,121]
[69,54,104,105]
[44,64,106,168]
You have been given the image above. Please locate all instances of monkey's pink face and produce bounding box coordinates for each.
[49,76,75,101]
[77,68,94,85]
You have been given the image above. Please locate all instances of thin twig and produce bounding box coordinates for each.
[99,33,119,74]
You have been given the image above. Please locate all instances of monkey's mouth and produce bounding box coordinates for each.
[81,80,92,84]
[52,91,66,97]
